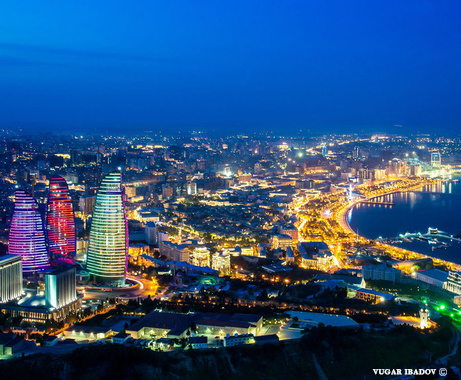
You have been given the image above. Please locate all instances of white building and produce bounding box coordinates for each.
[285,247,295,264]
[0,255,23,303]
[186,182,197,195]
[159,241,190,263]
[145,222,157,245]
[212,252,231,275]
[188,336,207,349]
[240,246,254,256]
[272,235,293,250]
[362,264,401,283]
[446,271,461,295]
[45,267,77,310]
[416,269,449,288]
[420,308,429,329]
[192,247,210,267]
[224,333,254,347]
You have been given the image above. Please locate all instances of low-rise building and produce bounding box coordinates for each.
[298,241,330,255]
[351,287,394,304]
[223,333,254,347]
[42,336,59,347]
[126,312,193,340]
[362,264,401,283]
[272,235,293,250]
[63,325,113,341]
[416,269,449,288]
[278,225,299,243]
[240,246,254,256]
[300,254,318,269]
[160,241,190,263]
[195,313,263,336]
[254,334,279,345]
[129,243,150,258]
[446,271,461,295]
[285,247,295,264]
[112,332,131,344]
[188,336,208,349]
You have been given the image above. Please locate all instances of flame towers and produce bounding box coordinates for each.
[46,176,76,259]
[86,171,128,287]
[8,190,50,273]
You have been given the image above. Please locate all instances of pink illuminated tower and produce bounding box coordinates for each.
[8,190,50,273]
[46,176,76,259]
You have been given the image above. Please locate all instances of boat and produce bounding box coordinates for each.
[428,227,439,235]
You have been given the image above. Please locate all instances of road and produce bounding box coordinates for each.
[82,275,159,301]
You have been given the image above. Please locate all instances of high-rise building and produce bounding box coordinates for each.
[211,252,230,275]
[86,172,128,287]
[78,195,96,215]
[45,267,77,309]
[192,247,210,267]
[321,143,328,157]
[353,146,360,160]
[46,176,76,259]
[186,182,197,195]
[431,151,442,168]
[0,255,23,302]
[70,149,79,166]
[145,222,157,245]
[8,191,50,273]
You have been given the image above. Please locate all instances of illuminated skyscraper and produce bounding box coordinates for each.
[46,176,76,259]
[321,143,328,157]
[431,151,441,168]
[86,171,128,287]
[8,190,50,273]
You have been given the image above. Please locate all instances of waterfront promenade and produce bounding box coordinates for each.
[335,179,461,272]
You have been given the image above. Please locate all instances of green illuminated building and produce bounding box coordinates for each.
[86,171,128,287]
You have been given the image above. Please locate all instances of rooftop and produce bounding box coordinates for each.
[188,336,207,344]
[417,269,449,282]
[127,311,193,336]
[287,311,360,328]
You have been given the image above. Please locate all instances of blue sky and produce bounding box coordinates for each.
[1,1,461,135]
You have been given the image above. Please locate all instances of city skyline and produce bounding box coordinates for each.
[1,2,461,377]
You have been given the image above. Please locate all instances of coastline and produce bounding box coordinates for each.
[337,185,461,271]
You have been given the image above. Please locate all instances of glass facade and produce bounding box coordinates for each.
[46,176,76,259]
[86,171,128,287]
[9,190,50,273]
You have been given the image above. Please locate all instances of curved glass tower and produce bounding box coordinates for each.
[46,176,76,259]
[86,171,128,287]
[9,190,50,273]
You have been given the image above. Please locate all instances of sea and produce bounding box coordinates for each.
[348,174,461,264]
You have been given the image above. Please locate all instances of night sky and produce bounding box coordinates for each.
[1,1,461,135]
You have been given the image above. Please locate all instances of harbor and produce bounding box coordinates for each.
[376,228,461,251]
